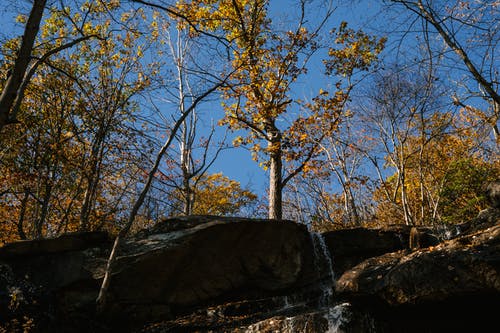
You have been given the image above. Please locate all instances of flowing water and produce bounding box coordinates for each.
[310,232,336,307]
[241,231,356,333]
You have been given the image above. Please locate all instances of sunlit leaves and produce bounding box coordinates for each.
[325,22,386,77]
[190,173,258,215]
[0,0,156,241]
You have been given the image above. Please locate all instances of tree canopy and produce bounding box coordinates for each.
[0,0,498,244]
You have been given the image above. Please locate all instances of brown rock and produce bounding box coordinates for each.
[336,224,500,305]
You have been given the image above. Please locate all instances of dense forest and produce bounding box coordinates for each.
[0,0,498,244]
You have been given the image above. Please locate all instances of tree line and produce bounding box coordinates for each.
[0,0,498,244]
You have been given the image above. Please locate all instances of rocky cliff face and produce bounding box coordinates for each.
[0,212,499,332]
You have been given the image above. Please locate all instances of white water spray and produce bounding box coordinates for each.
[310,232,336,307]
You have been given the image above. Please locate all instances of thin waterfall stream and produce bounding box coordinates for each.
[310,232,353,332]
[243,231,353,332]
[310,232,336,307]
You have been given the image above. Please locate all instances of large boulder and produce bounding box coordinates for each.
[336,223,500,304]
[321,224,443,278]
[101,217,319,327]
[0,217,322,332]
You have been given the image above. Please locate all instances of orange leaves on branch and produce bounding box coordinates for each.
[325,21,386,77]
[188,173,257,215]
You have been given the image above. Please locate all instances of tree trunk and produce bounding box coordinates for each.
[0,0,46,132]
[79,125,106,231]
[400,171,413,226]
[79,176,99,230]
[493,102,500,146]
[182,177,193,215]
[35,182,52,239]
[344,188,360,225]
[268,137,283,220]
[17,188,29,240]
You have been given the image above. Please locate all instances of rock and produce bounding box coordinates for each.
[336,224,500,305]
[102,217,318,328]
[231,303,355,333]
[1,215,499,332]
[1,217,321,332]
[0,231,110,258]
[0,232,112,332]
[321,225,439,277]
[455,207,500,236]
[483,181,500,208]
[333,223,500,332]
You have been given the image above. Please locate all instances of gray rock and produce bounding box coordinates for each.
[483,181,500,208]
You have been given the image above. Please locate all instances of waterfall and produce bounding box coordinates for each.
[241,231,354,333]
[309,232,354,333]
[310,232,336,307]
[323,303,350,333]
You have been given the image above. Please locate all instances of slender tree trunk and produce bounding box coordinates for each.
[344,188,359,225]
[35,182,52,239]
[268,137,283,220]
[493,102,500,145]
[174,33,197,216]
[17,188,29,240]
[182,177,193,215]
[80,125,106,230]
[418,110,426,225]
[178,71,193,215]
[79,176,99,230]
[400,170,413,226]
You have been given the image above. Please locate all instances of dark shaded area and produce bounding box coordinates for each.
[0,213,498,332]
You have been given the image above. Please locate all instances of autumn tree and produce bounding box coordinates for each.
[373,111,499,226]
[0,60,82,240]
[360,58,499,226]
[0,0,108,134]
[72,6,157,231]
[0,1,155,240]
[360,64,447,225]
[176,0,385,219]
